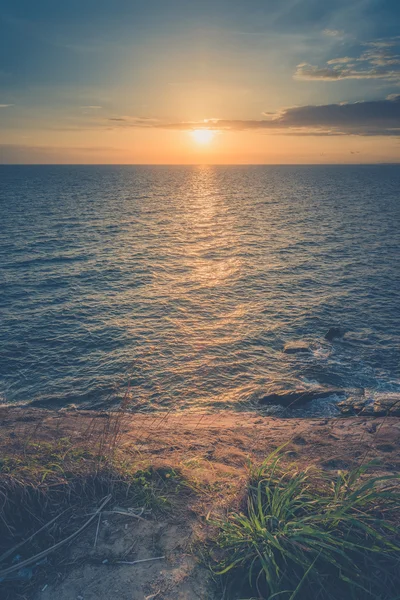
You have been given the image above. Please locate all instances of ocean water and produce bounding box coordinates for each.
[1,165,399,415]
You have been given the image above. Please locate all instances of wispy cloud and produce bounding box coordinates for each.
[294,64,400,80]
[327,57,354,65]
[108,116,160,125]
[0,144,122,164]
[323,29,345,38]
[80,105,102,109]
[295,37,400,81]
[0,104,14,108]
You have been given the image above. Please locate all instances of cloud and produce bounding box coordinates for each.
[80,105,102,109]
[0,144,122,164]
[107,116,161,125]
[367,38,400,48]
[153,95,400,137]
[327,57,354,65]
[295,37,400,81]
[294,63,400,80]
[357,47,400,67]
[323,29,344,37]
[0,104,14,108]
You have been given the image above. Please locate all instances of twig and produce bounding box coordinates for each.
[102,509,147,522]
[0,495,112,580]
[145,590,161,600]
[122,540,138,559]
[116,556,165,566]
[93,512,101,549]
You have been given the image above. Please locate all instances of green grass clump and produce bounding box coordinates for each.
[214,450,400,600]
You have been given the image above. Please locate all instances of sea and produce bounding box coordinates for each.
[1,165,399,416]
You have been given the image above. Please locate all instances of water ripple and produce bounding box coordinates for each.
[1,165,399,413]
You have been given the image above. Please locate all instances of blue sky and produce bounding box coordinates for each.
[0,0,400,162]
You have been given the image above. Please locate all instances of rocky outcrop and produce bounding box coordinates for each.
[374,394,400,416]
[338,393,400,417]
[259,387,345,408]
[283,341,311,354]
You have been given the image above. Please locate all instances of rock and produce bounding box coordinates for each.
[321,459,350,471]
[337,397,374,416]
[325,327,345,341]
[338,393,400,417]
[373,394,400,417]
[283,341,311,354]
[259,387,345,408]
[376,444,395,453]
[292,435,307,445]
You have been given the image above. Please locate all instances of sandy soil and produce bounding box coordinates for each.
[1,407,399,599]
[3,407,399,478]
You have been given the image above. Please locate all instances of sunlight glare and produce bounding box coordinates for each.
[191,129,215,145]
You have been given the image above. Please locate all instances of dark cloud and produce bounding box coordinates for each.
[157,95,400,136]
[275,95,400,130]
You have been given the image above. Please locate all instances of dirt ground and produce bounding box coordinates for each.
[1,407,399,599]
[39,516,213,600]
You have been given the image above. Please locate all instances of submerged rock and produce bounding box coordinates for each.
[338,393,400,417]
[325,327,345,341]
[337,397,373,416]
[259,387,345,408]
[283,341,311,354]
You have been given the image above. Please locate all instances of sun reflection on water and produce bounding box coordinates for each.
[177,165,242,289]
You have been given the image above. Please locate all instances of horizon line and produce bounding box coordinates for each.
[1,162,399,167]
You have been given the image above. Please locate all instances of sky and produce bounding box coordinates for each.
[0,0,400,164]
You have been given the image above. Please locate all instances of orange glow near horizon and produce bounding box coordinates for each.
[2,125,400,165]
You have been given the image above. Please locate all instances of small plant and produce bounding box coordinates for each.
[214,450,400,600]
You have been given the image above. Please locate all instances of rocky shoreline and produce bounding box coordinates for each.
[258,329,400,415]
[258,386,400,415]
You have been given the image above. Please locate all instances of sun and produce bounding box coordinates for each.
[191,129,215,145]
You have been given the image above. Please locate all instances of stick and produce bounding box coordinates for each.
[116,556,165,566]
[0,495,112,580]
[102,509,146,522]
[93,512,101,549]
[122,540,137,559]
